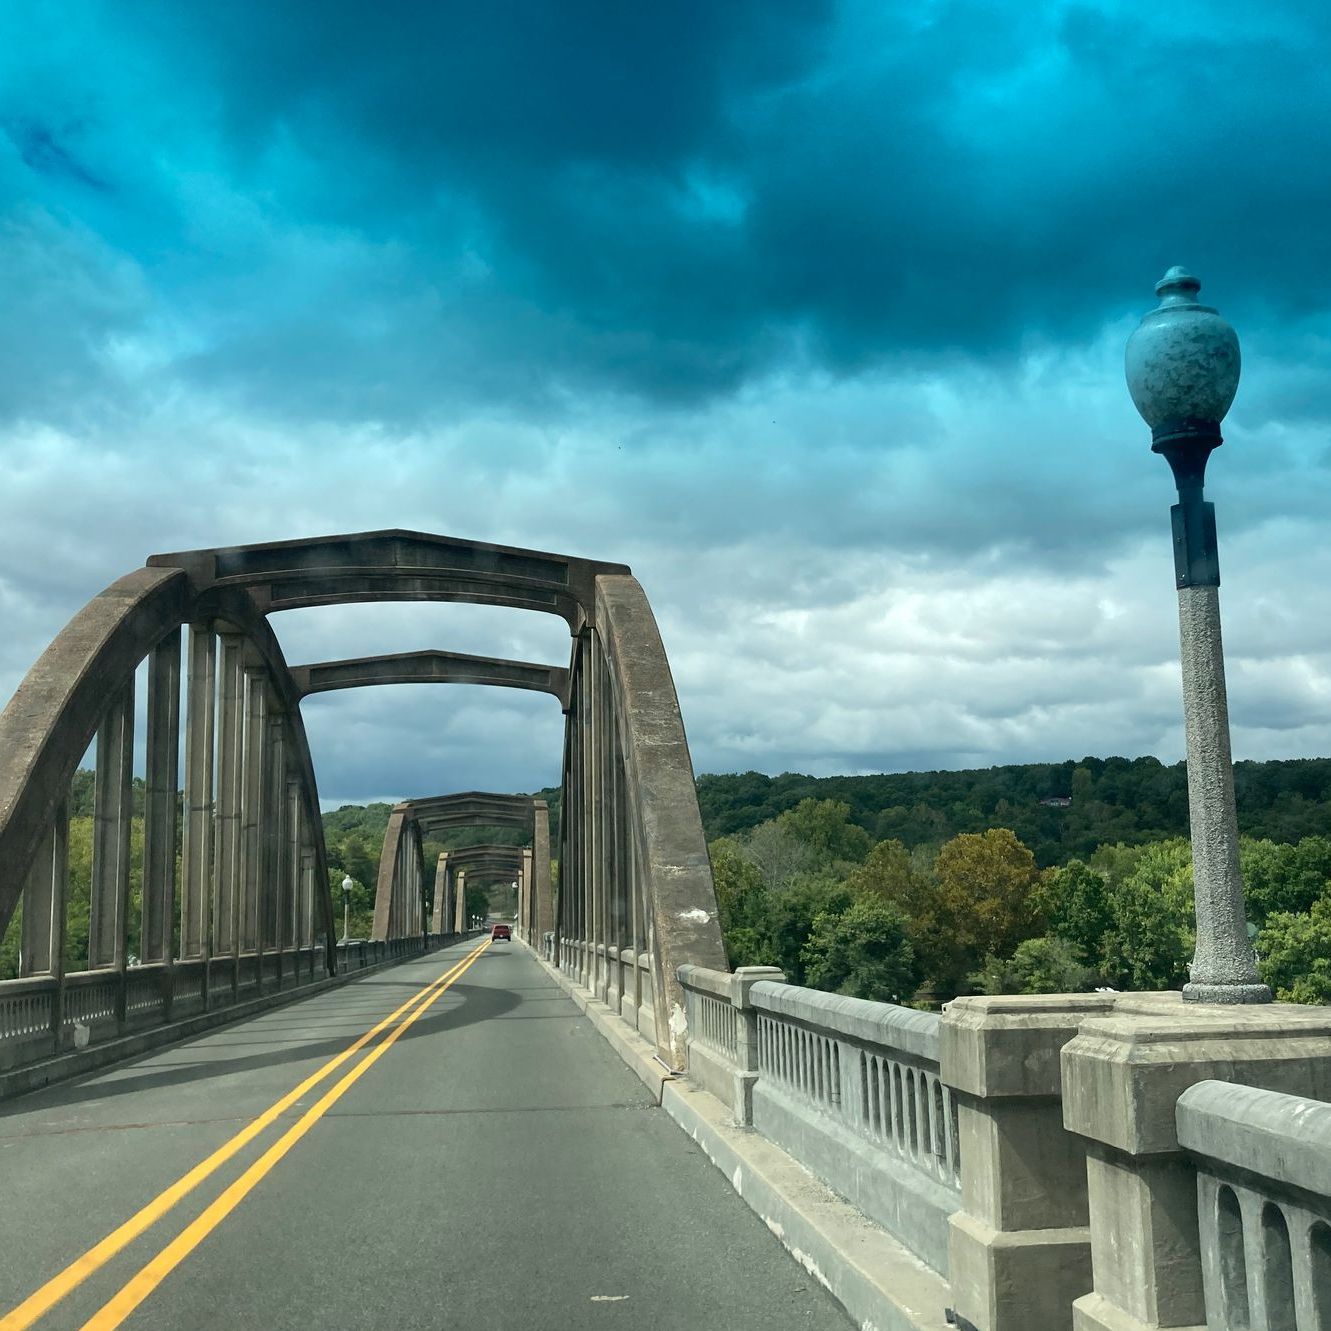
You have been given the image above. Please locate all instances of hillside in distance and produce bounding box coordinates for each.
[696,755,1331,867]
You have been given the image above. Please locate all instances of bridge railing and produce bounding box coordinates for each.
[1178,1080,1331,1331]
[0,944,331,1075]
[677,964,960,1279]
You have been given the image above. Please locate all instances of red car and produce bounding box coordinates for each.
[491,923,511,942]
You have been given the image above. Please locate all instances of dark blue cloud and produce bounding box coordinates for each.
[7,0,1331,424]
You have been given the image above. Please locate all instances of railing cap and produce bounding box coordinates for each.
[1178,1079,1331,1200]
[750,980,940,1061]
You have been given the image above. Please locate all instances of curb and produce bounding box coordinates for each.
[517,939,952,1331]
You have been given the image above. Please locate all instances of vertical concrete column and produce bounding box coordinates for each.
[373,806,407,941]
[19,809,69,980]
[454,869,467,932]
[238,668,267,957]
[532,802,553,948]
[729,966,785,1125]
[1175,584,1268,1000]
[213,634,244,962]
[1061,995,1331,1331]
[431,853,449,934]
[580,638,595,989]
[262,715,284,960]
[606,680,626,1010]
[940,994,1116,1331]
[282,776,299,953]
[141,635,181,966]
[88,682,134,971]
[521,846,537,942]
[180,626,216,961]
[299,847,317,966]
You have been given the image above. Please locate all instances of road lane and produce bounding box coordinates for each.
[1,940,852,1330]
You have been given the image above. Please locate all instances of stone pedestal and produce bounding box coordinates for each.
[942,994,1116,1331]
[1062,994,1331,1331]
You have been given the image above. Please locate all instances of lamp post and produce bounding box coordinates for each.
[1125,265,1271,1003]
[341,874,353,944]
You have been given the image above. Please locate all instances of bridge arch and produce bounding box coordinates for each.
[0,529,726,1071]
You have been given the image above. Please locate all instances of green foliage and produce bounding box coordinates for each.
[1240,836,1331,922]
[696,755,1331,867]
[845,839,931,916]
[776,799,872,866]
[802,897,920,1002]
[765,874,855,984]
[1035,860,1113,962]
[710,839,777,968]
[465,882,491,923]
[1099,839,1194,990]
[926,829,1041,992]
[970,936,1096,996]
[1258,899,1331,1004]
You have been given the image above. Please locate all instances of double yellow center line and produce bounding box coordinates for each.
[1,937,491,1331]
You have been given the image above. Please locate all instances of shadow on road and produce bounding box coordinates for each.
[0,966,540,1116]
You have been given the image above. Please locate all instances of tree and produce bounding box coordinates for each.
[1258,899,1331,1004]
[970,936,1096,996]
[1035,860,1112,964]
[926,829,1041,993]
[738,820,815,893]
[846,838,933,920]
[709,839,776,969]
[1100,839,1194,990]
[802,897,920,1002]
[765,873,854,984]
[777,799,872,866]
[1242,836,1331,921]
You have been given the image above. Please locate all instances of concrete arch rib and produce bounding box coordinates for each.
[289,650,570,709]
[578,573,728,1069]
[149,529,630,632]
[0,570,335,979]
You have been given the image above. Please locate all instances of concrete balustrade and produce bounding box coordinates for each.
[656,976,1331,1331]
[677,965,960,1278]
[1178,1080,1331,1331]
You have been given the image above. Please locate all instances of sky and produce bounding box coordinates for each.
[4,1,1331,809]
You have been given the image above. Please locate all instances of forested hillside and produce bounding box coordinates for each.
[697,756,1331,865]
[7,757,1331,1006]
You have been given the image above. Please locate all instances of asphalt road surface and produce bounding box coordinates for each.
[0,938,853,1330]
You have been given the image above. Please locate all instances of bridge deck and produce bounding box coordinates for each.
[0,939,851,1330]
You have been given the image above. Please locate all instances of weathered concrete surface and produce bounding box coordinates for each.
[0,939,851,1331]
[288,648,570,706]
[1063,994,1331,1331]
[942,994,1117,1331]
[593,574,728,1069]
[1175,584,1269,1001]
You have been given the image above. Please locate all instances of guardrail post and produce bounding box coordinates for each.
[731,966,784,1126]
[941,994,1115,1331]
[1061,995,1331,1331]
